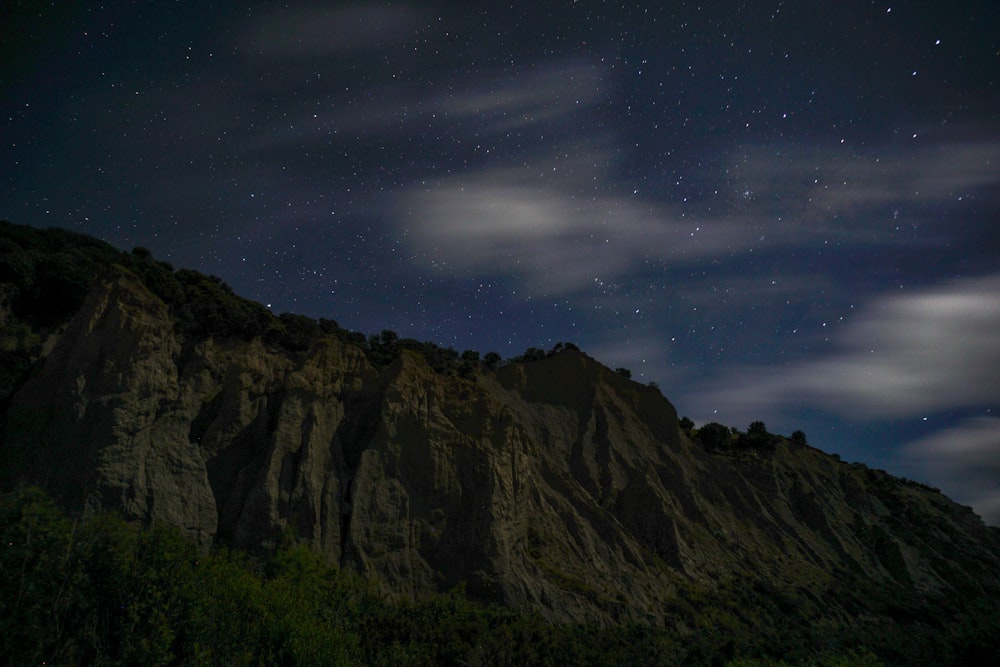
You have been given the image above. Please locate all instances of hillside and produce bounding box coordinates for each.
[1,220,999,665]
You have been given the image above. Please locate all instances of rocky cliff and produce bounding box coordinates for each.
[2,222,999,633]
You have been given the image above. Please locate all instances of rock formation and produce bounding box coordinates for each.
[2,221,998,630]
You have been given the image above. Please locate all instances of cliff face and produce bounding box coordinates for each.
[3,268,999,626]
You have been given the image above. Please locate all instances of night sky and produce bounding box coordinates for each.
[3,2,999,524]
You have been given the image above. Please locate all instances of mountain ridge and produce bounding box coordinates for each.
[1,220,999,660]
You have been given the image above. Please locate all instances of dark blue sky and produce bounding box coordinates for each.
[3,1,999,523]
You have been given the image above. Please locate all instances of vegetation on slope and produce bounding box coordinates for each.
[3,222,1000,665]
[0,220,559,397]
[4,487,999,666]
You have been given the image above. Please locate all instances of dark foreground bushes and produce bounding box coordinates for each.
[0,488,905,666]
[4,488,1000,665]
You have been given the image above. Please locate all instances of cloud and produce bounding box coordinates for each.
[241,57,609,163]
[393,104,1000,299]
[437,61,608,132]
[730,137,1000,220]
[693,273,1000,421]
[902,417,1000,526]
[241,4,424,56]
[397,164,769,294]
[397,133,991,298]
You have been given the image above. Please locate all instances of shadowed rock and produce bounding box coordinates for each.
[2,249,999,629]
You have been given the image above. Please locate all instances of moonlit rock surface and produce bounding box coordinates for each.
[4,271,1000,625]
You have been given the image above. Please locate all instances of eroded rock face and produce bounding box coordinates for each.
[5,273,216,541]
[3,272,999,624]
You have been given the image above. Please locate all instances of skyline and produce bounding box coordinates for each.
[3,2,999,523]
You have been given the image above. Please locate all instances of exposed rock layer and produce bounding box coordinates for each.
[4,270,999,625]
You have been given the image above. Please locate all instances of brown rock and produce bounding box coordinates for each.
[4,269,999,627]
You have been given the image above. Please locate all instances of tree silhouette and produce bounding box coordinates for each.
[696,422,732,451]
[748,421,768,438]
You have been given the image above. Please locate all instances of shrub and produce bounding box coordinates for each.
[696,422,733,451]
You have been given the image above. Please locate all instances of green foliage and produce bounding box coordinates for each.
[726,652,886,667]
[2,487,997,666]
[277,312,321,351]
[2,223,998,665]
[337,328,369,349]
[510,342,582,365]
[615,367,632,379]
[366,329,399,366]
[318,317,341,334]
[0,317,39,399]
[748,420,769,438]
[0,221,356,354]
[482,351,502,369]
[457,349,480,378]
[0,486,74,663]
[356,329,485,379]
[0,488,193,664]
[690,418,806,454]
[364,330,443,374]
[0,223,136,329]
[0,222,603,386]
[172,270,274,341]
[0,221,278,345]
[0,237,36,287]
[0,487,358,666]
[512,346,547,363]
[180,546,358,666]
[696,421,734,451]
[418,341,459,375]
[738,420,779,450]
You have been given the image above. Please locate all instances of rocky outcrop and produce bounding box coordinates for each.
[3,269,999,626]
[4,273,216,541]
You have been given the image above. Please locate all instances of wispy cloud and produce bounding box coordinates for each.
[436,62,608,132]
[397,165,768,294]
[693,272,1000,421]
[396,111,1000,297]
[902,417,1000,526]
[240,3,425,56]
[729,137,1000,219]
